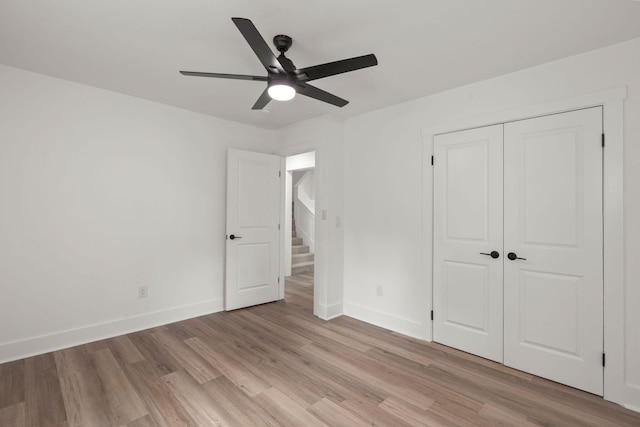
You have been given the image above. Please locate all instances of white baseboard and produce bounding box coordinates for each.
[315,302,343,320]
[324,302,343,320]
[343,302,425,340]
[0,298,223,364]
[623,402,640,413]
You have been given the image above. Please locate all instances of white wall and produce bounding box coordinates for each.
[0,64,276,363]
[342,37,640,410]
[276,116,344,319]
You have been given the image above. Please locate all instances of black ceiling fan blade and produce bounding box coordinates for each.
[297,83,349,107]
[252,88,272,110]
[295,54,378,82]
[180,71,268,81]
[232,17,285,74]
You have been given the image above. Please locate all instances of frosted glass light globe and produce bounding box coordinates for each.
[268,84,296,101]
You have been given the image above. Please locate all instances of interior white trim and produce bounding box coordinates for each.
[322,302,343,320]
[422,86,629,407]
[279,156,287,298]
[277,143,326,320]
[0,298,223,364]
[344,302,424,339]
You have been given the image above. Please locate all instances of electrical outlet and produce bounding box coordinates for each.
[376,284,383,297]
[138,286,148,299]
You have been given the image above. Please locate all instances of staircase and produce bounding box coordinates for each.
[291,203,314,275]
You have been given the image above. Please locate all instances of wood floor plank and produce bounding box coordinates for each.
[340,395,416,427]
[324,318,437,367]
[151,328,221,384]
[194,312,350,407]
[299,343,436,410]
[236,342,352,408]
[82,339,109,354]
[162,369,224,426]
[203,375,279,427]
[24,353,68,426]
[423,362,624,426]
[378,396,439,427]
[172,317,223,343]
[57,362,117,426]
[234,309,314,348]
[122,360,197,427]
[106,335,145,365]
[478,403,541,427]
[53,345,93,377]
[127,329,181,378]
[307,397,372,427]
[1,273,639,426]
[91,348,148,425]
[283,314,373,352]
[253,387,328,427]
[126,414,156,427]
[426,399,498,427]
[0,360,24,409]
[0,402,26,427]
[184,336,271,397]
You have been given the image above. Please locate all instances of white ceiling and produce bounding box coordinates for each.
[1,0,640,129]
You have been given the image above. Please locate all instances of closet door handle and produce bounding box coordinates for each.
[229,234,242,240]
[480,251,500,259]
[507,252,526,261]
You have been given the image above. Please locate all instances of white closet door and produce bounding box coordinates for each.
[503,107,603,395]
[433,124,504,362]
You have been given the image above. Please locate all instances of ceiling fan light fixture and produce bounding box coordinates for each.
[268,83,296,101]
[180,18,378,109]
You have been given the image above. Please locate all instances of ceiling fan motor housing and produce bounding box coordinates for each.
[273,34,292,53]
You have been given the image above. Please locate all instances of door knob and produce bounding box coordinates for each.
[507,252,526,261]
[480,251,500,259]
[229,234,242,240]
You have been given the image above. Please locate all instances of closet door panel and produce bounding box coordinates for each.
[503,107,603,395]
[433,124,504,362]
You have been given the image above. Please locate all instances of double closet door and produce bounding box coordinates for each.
[432,107,603,395]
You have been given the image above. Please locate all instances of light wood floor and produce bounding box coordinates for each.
[1,273,640,426]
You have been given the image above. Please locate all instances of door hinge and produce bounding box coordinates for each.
[278,223,280,230]
[602,133,605,147]
[431,310,434,321]
[602,352,606,367]
[278,277,280,283]
[431,155,434,166]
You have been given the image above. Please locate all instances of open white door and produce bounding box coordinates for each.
[433,124,504,363]
[226,149,281,311]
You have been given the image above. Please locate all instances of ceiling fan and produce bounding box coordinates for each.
[180,17,378,110]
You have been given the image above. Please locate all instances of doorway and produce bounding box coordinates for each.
[284,151,316,311]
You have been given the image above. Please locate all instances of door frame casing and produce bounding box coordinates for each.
[422,87,627,406]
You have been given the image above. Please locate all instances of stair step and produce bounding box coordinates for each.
[292,252,314,264]
[291,261,314,275]
[292,236,303,246]
[292,244,309,254]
